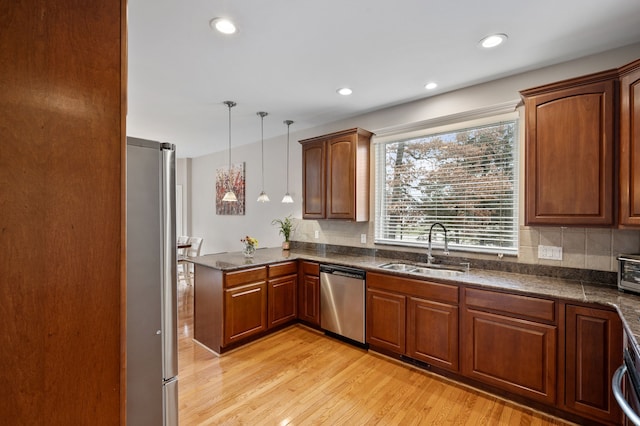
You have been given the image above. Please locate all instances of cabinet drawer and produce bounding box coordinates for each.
[224,266,267,288]
[300,260,319,276]
[368,272,458,305]
[268,261,298,278]
[464,287,556,323]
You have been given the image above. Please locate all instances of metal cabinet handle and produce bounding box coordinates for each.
[613,364,640,426]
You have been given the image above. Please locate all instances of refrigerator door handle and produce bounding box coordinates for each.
[161,145,178,381]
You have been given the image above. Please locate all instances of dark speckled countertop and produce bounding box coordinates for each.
[190,247,640,357]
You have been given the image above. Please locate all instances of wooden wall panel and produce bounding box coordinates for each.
[0,1,126,424]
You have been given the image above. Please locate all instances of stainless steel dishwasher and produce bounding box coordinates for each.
[320,264,366,344]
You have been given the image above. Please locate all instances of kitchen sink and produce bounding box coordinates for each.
[378,262,466,277]
[410,266,465,277]
[378,263,417,272]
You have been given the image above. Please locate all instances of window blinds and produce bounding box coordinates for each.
[375,121,518,254]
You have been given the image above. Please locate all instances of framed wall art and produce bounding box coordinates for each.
[215,162,245,215]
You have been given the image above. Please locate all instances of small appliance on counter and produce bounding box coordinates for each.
[618,254,640,295]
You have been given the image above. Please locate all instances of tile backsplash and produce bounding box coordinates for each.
[293,219,640,273]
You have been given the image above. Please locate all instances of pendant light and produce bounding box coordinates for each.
[222,101,238,202]
[256,111,270,202]
[282,120,294,203]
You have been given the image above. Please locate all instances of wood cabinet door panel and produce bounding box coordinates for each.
[366,289,406,354]
[302,141,325,219]
[326,135,355,219]
[523,78,615,226]
[465,287,556,323]
[536,94,605,216]
[298,273,320,326]
[224,282,267,345]
[463,309,557,404]
[620,60,640,226]
[225,266,267,288]
[268,275,297,328]
[408,297,459,371]
[564,305,622,423]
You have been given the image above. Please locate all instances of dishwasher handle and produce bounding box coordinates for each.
[320,264,366,280]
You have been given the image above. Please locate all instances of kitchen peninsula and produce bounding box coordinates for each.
[190,246,640,425]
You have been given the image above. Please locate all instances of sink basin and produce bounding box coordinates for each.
[410,266,465,277]
[379,263,417,272]
[378,262,466,277]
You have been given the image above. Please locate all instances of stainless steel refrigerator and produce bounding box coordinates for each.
[126,137,178,425]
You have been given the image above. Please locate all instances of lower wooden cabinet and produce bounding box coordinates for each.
[366,272,459,372]
[224,281,268,345]
[366,288,406,354]
[407,297,458,371]
[462,308,557,405]
[298,261,320,326]
[563,304,623,424]
[268,274,297,328]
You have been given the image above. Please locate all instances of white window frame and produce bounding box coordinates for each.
[373,102,520,256]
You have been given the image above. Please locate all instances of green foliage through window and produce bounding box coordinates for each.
[375,121,518,253]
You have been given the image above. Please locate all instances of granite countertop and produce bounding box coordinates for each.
[189,247,640,356]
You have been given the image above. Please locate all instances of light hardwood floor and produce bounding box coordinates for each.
[177,282,574,425]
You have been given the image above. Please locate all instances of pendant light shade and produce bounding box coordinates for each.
[222,101,237,202]
[282,120,294,203]
[256,111,270,202]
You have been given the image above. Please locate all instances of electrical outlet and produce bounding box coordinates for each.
[538,245,563,260]
[360,234,366,244]
[314,230,319,239]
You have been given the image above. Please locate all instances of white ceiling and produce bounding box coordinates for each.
[127,0,640,158]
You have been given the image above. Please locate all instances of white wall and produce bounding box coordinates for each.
[180,43,640,270]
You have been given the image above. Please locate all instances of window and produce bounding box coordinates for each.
[375,120,518,254]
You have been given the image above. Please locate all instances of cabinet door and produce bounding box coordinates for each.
[223,281,267,345]
[268,274,297,328]
[298,273,320,326]
[564,305,622,423]
[523,77,616,226]
[366,288,406,354]
[619,60,640,227]
[302,140,325,219]
[326,134,355,219]
[407,297,459,371]
[462,308,557,405]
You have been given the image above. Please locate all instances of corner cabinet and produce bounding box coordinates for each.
[520,70,618,226]
[619,59,640,227]
[300,128,373,222]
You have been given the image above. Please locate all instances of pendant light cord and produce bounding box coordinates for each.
[259,112,267,189]
[284,120,293,193]
[223,101,236,193]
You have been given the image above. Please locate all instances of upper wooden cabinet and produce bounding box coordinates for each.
[521,70,618,226]
[300,128,373,221]
[619,59,640,227]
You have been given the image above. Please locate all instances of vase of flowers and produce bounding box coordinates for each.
[241,236,258,258]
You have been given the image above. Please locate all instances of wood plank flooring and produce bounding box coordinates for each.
[177,282,574,425]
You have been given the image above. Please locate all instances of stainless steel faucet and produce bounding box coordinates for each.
[427,222,449,264]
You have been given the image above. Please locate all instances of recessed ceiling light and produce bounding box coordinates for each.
[337,87,353,96]
[425,82,438,90]
[479,33,507,49]
[210,17,237,35]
